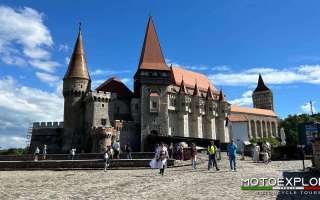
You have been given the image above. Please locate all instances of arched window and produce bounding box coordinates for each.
[251,120,256,138]
[262,121,266,138]
[267,121,271,137]
[271,122,276,137]
[256,121,262,137]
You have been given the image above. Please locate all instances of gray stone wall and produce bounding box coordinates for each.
[140,84,169,150]
[62,78,90,152]
[119,121,140,152]
[29,122,64,153]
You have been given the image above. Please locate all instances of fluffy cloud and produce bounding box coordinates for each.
[0,76,63,148]
[229,90,253,107]
[58,44,69,52]
[209,65,320,86]
[0,6,60,72]
[35,72,59,85]
[91,69,131,76]
[301,101,317,114]
[166,59,230,72]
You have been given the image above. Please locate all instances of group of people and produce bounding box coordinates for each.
[149,140,240,175]
[104,143,132,172]
[207,140,238,172]
[34,144,47,161]
[252,141,271,163]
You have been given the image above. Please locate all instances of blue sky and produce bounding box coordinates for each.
[0,1,319,148]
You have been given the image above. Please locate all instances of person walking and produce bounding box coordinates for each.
[207,141,219,171]
[228,140,237,171]
[125,144,132,159]
[112,141,120,159]
[191,143,197,169]
[42,144,47,160]
[253,144,260,162]
[104,149,111,172]
[70,148,76,160]
[168,143,174,159]
[158,143,168,176]
[34,146,40,161]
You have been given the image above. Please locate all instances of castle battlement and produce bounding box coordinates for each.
[85,90,111,102]
[33,122,64,128]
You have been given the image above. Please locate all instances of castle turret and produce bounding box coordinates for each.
[135,16,171,150]
[252,74,274,110]
[62,24,91,152]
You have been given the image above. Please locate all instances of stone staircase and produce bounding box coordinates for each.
[0,153,175,170]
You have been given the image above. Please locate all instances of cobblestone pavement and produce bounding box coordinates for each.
[0,153,318,200]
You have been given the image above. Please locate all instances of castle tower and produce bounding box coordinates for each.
[177,79,190,137]
[62,25,91,152]
[191,82,204,138]
[217,89,230,143]
[205,86,217,140]
[252,74,274,110]
[134,16,172,150]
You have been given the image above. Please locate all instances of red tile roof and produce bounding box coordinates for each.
[231,105,277,117]
[171,66,217,92]
[138,16,169,71]
[96,77,133,98]
[229,115,248,122]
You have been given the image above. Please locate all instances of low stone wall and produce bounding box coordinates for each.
[0,152,155,161]
[0,159,175,170]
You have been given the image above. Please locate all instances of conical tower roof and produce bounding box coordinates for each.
[179,79,187,94]
[138,16,169,71]
[206,86,214,99]
[64,24,90,80]
[254,74,270,92]
[193,82,200,96]
[219,90,225,101]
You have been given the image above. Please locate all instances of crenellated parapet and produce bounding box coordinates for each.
[84,90,111,102]
[32,122,64,128]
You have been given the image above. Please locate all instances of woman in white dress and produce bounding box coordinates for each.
[253,144,260,162]
[158,143,168,176]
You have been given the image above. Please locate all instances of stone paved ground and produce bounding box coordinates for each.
[0,153,318,200]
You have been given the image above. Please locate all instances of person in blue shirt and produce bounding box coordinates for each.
[227,139,237,171]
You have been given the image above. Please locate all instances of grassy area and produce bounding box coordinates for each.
[0,148,28,155]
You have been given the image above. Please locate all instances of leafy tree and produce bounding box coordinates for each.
[279,113,320,146]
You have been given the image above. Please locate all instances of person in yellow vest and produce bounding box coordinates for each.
[208,141,220,171]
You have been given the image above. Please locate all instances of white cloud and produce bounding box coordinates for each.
[35,72,59,85]
[0,136,26,149]
[211,65,230,71]
[209,65,320,86]
[0,6,60,72]
[301,101,317,114]
[229,90,253,107]
[121,78,131,85]
[166,59,230,72]
[91,69,131,76]
[58,44,69,52]
[29,60,60,73]
[0,76,63,148]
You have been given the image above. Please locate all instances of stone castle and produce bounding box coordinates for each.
[30,16,278,153]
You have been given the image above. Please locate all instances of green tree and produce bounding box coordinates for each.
[279,113,320,146]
